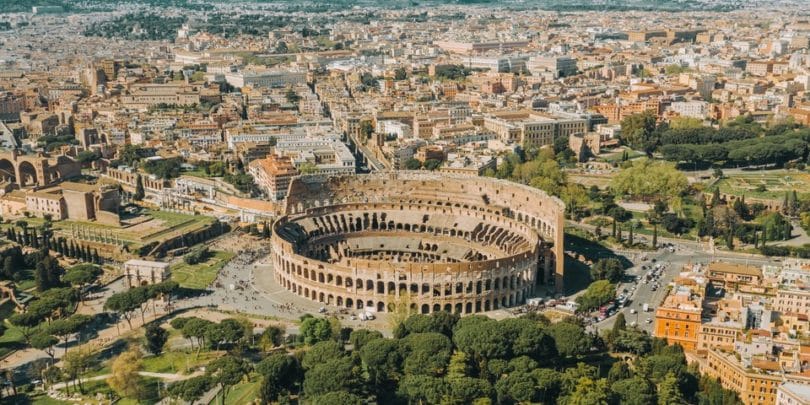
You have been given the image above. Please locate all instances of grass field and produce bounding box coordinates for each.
[714,170,810,201]
[141,350,223,374]
[598,147,646,164]
[0,301,28,359]
[223,376,261,405]
[567,172,613,189]
[13,269,35,291]
[140,210,216,243]
[170,250,235,290]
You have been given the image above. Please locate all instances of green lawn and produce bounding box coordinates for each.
[141,350,223,374]
[223,376,261,405]
[14,269,36,291]
[170,251,235,290]
[140,210,216,243]
[0,303,29,359]
[714,170,810,201]
[598,147,645,164]
[182,168,217,179]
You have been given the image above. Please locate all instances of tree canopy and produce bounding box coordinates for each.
[610,159,687,202]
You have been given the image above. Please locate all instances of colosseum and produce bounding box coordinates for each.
[269,171,565,314]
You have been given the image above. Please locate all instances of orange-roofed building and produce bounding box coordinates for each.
[248,154,299,201]
[707,262,763,290]
[654,283,705,352]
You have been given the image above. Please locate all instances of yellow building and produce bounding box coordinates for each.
[654,304,702,351]
[698,322,741,353]
[702,349,797,405]
[774,288,810,314]
[707,262,763,290]
[654,278,705,351]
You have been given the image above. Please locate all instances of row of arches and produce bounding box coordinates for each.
[0,159,41,187]
[275,253,536,299]
[297,210,530,258]
[286,180,558,244]
[275,256,535,294]
[279,276,529,314]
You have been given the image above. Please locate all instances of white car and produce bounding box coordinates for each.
[630,309,637,314]
[646,318,653,324]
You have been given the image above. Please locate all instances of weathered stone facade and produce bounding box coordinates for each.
[270,171,565,314]
[0,150,81,188]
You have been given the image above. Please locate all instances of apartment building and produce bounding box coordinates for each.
[707,262,763,290]
[224,70,307,89]
[121,84,202,110]
[773,288,810,314]
[248,154,299,201]
[594,99,665,124]
[626,31,667,42]
[527,55,578,78]
[654,281,705,351]
[274,137,355,176]
[670,101,710,119]
[704,349,784,405]
[483,111,587,148]
[776,382,810,405]
[25,191,67,220]
[747,61,775,77]
[439,154,496,176]
[697,322,741,352]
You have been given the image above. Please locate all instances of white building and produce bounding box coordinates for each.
[379,120,413,139]
[123,260,170,288]
[224,70,307,89]
[527,55,578,78]
[776,382,810,405]
[464,55,529,73]
[275,136,356,176]
[669,101,709,119]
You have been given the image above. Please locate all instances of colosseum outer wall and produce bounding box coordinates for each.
[270,171,565,314]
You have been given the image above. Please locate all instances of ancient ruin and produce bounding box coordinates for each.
[270,171,565,314]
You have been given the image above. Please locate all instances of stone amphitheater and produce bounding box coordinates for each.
[269,171,565,314]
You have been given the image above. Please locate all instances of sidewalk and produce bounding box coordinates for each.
[48,370,199,391]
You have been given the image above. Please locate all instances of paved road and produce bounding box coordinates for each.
[347,133,387,171]
[0,278,130,370]
[1,237,387,373]
[591,243,780,335]
[773,219,810,247]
